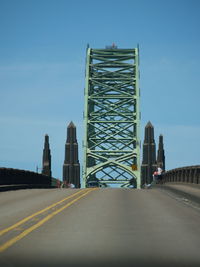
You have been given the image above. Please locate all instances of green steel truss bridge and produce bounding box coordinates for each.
[83,46,141,188]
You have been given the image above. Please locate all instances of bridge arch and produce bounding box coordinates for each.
[83,46,141,188]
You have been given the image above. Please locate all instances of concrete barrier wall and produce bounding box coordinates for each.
[162,165,200,184]
[0,167,59,188]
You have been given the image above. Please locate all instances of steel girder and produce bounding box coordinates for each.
[83,47,141,188]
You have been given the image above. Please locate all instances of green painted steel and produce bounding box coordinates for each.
[83,46,141,188]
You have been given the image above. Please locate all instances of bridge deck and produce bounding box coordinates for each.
[0,187,200,267]
[157,183,200,205]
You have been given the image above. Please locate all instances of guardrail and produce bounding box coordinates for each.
[0,167,61,190]
[162,165,200,184]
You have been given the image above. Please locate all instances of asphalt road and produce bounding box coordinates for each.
[0,187,200,267]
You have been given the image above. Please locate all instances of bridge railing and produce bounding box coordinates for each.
[0,167,61,189]
[162,165,200,184]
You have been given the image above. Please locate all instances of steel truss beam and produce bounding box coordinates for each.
[83,47,141,188]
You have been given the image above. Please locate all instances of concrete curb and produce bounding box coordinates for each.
[0,184,55,192]
[156,184,200,205]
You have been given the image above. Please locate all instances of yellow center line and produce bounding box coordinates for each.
[0,189,89,237]
[0,188,97,253]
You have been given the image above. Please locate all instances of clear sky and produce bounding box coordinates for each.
[0,0,200,179]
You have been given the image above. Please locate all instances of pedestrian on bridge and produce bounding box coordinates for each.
[152,171,158,184]
[157,167,163,183]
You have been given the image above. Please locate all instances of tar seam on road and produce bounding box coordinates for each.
[0,188,97,253]
[157,187,200,213]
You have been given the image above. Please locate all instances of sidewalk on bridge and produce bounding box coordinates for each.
[155,182,200,204]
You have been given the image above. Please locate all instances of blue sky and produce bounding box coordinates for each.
[0,0,200,179]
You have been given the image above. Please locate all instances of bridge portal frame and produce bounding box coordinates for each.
[83,46,141,188]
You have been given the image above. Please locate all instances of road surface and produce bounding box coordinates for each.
[0,187,200,267]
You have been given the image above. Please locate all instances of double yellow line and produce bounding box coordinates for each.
[0,188,96,253]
